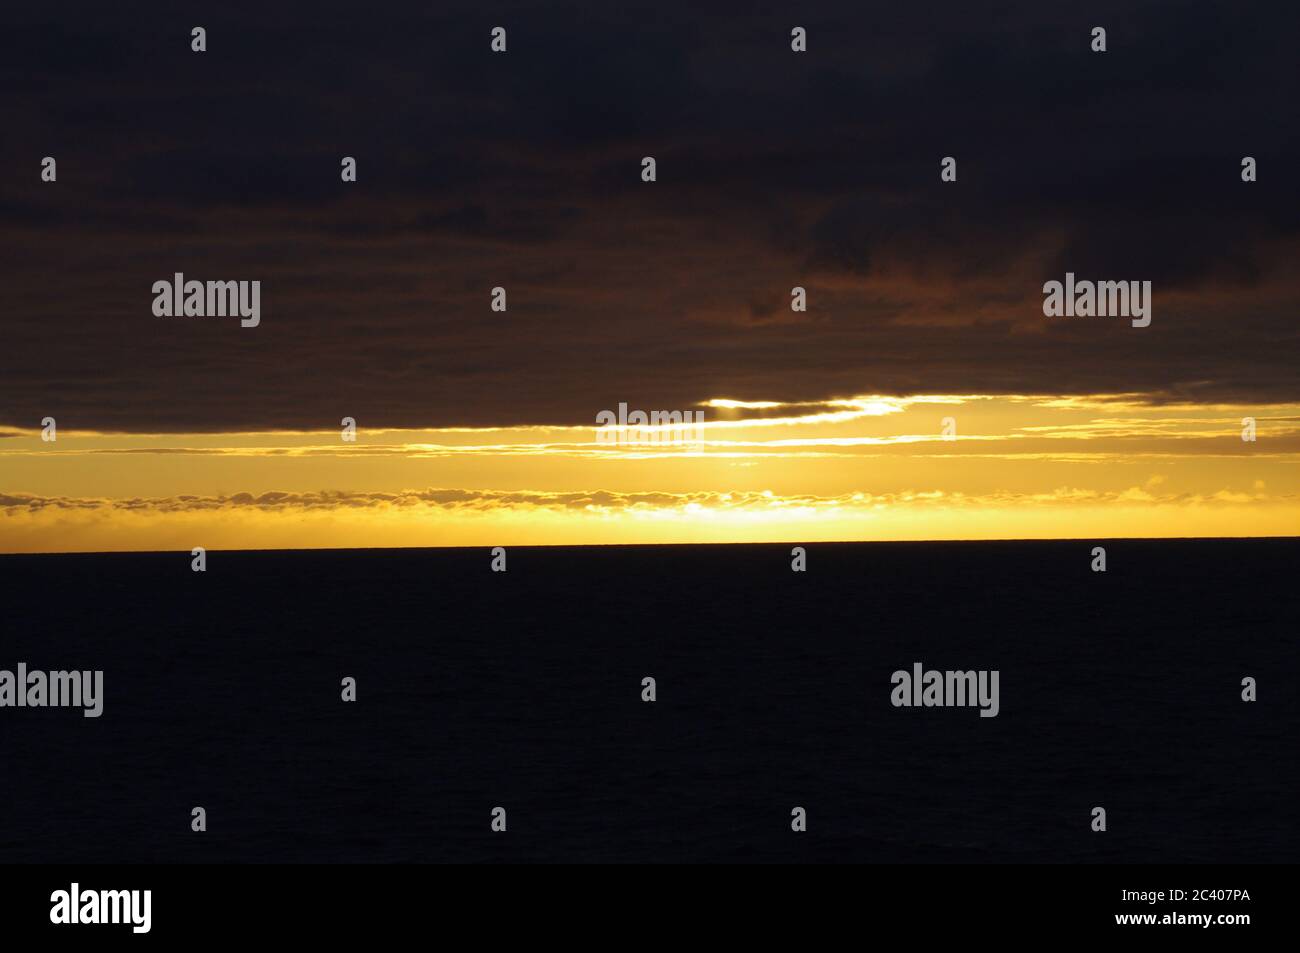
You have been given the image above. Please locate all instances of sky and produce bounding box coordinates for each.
[1,1,1297,552]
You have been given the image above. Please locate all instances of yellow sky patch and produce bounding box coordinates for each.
[2,394,1296,552]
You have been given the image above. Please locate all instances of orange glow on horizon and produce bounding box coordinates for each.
[2,393,1296,553]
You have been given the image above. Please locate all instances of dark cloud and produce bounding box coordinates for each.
[1,0,1297,432]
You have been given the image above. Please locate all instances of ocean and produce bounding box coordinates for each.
[1,539,1295,863]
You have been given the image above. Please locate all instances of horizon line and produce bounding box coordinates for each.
[3,534,1297,558]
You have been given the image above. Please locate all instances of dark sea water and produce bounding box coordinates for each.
[0,539,1295,864]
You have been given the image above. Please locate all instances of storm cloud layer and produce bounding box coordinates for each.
[2,0,1297,433]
